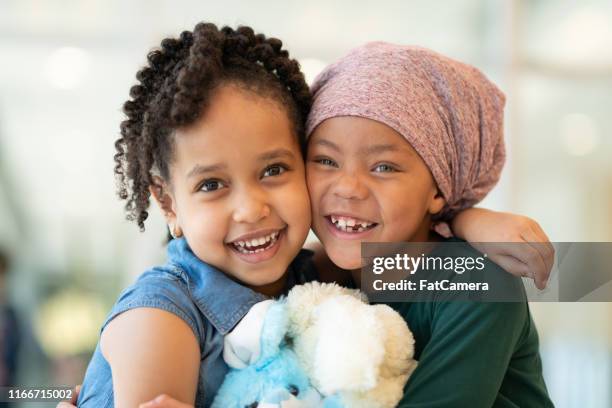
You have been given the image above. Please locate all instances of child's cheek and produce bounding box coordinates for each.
[306,170,329,219]
[184,204,229,262]
[283,180,311,238]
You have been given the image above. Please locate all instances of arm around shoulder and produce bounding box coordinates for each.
[101,307,200,408]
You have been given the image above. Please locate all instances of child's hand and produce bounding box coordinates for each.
[55,387,193,408]
[56,385,80,408]
[449,208,555,289]
[139,394,194,408]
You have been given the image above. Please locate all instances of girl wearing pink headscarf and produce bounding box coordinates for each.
[304,42,553,407]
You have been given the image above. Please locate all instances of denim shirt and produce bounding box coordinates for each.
[77,238,317,408]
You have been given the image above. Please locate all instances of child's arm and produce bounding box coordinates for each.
[100,308,200,408]
[57,388,194,408]
[447,208,555,289]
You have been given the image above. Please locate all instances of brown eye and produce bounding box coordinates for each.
[315,157,336,167]
[199,179,227,192]
[262,164,287,178]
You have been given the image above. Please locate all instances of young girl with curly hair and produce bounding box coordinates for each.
[77,22,316,407]
[72,23,553,408]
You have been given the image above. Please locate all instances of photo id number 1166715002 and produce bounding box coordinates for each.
[1,387,73,402]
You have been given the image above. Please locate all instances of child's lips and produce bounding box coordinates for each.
[228,226,285,244]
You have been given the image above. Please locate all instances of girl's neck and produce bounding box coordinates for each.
[248,274,288,298]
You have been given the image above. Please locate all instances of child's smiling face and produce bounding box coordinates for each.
[155,84,311,295]
[306,116,446,270]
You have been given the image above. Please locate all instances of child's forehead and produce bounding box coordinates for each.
[204,84,290,121]
[166,85,306,176]
[176,87,293,140]
[173,131,300,164]
[307,116,419,157]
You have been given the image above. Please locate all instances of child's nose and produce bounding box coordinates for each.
[232,188,271,224]
[331,172,369,201]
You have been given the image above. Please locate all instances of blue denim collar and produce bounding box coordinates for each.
[166,238,267,335]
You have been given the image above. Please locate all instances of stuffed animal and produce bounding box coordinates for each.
[286,282,417,408]
[212,282,417,408]
[211,300,333,408]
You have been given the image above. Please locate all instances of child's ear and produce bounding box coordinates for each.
[149,176,182,237]
[428,188,446,215]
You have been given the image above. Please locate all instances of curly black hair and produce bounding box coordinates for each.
[114,23,312,231]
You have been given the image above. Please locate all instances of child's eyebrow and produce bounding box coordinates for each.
[186,163,227,178]
[257,148,295,161]
[312,139,405,157]
[311,139,340,152]
[362,144,401,156]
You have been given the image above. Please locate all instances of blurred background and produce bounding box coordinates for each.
[0,0,611,406]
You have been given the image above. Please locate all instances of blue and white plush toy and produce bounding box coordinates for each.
[211,299,335,408]
[212,282,417,408]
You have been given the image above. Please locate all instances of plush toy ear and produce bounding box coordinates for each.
[224,300,276,369]
[256,301,289,365]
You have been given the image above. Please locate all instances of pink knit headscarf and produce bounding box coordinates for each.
[306,42,506,219]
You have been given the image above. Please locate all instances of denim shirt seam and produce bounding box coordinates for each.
[165,263,190,281]
[168,262,224,328]
[170,262,234,333]
[190,289,228,334]
[105,389,113,408]
[169,262,265,335]
[225,299,261,333]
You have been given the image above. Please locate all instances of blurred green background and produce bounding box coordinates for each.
[0,0,611,407]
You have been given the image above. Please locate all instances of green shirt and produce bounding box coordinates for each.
[388,241,554,407]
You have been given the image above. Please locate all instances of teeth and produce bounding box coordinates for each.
[232,231,280,253]
[329,215,375,232]
[330,215,373,228]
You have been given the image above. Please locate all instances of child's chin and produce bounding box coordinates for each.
[328,250,361,271]
[236,267,284,286]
